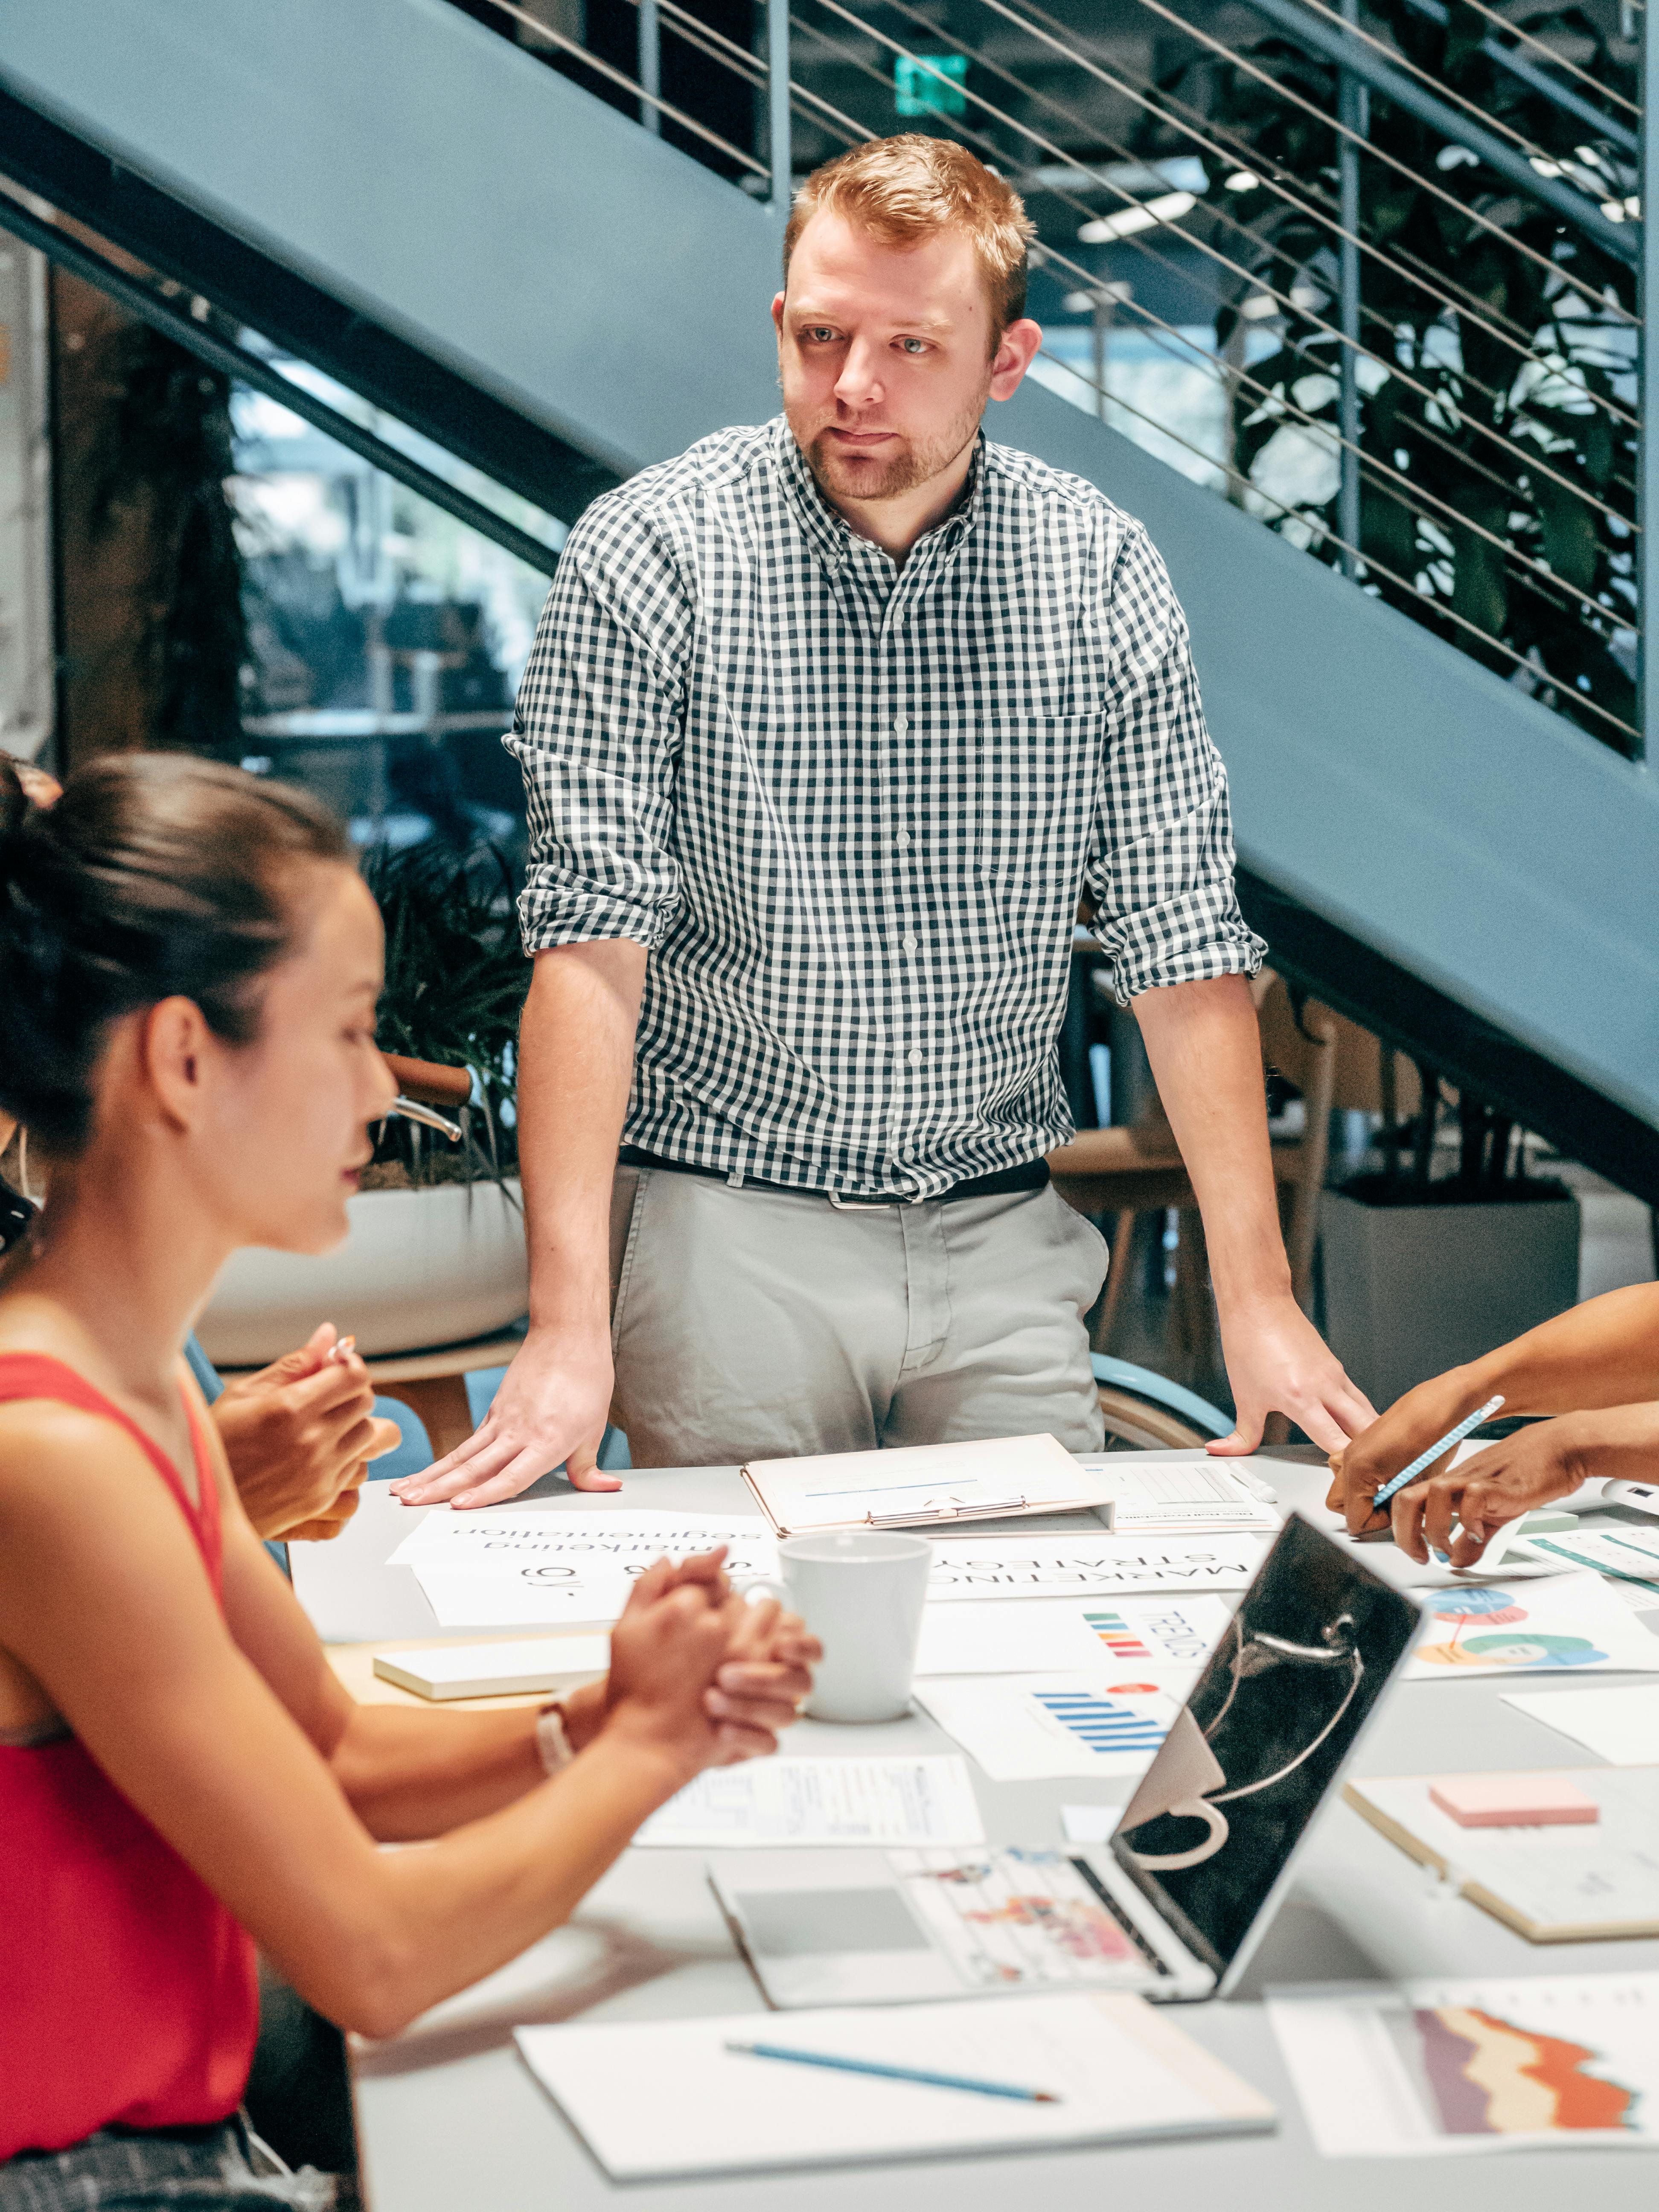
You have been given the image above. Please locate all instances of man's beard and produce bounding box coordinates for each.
[798,384,989,507]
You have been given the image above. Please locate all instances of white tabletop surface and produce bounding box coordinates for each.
[294,1457,1659,2210]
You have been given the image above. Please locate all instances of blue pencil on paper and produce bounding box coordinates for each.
[1370,1395,1505,1512]
[725,2041,1060,2104]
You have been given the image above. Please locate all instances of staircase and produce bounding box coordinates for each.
[3,0,1658,1196]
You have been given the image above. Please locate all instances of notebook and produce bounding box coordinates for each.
[514,1990,1275,2178]
[370,1636,609,1700]
[714,1515,1420,2008]
[1344,1767,1659,1940]
[740,1433,1105,1536]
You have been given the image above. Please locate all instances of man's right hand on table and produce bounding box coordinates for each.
[390,1321,619,1508]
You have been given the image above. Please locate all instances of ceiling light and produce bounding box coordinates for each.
[1241,293,1280,319]
[1224,170,1260,192]
[1077,190,1196,245]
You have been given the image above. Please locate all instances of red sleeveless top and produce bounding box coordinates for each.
[0,1354,259,2160]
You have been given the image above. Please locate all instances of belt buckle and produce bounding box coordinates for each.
[828,1190,899,1211]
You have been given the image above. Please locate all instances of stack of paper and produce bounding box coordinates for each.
[1074,1452,1281,1535]
[517,1991,1276,2177]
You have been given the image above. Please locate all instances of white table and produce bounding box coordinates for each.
[293,1459,1659,2209]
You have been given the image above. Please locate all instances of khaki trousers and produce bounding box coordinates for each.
[607,1167,1108,1467]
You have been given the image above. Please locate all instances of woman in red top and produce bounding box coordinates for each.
[0,755,816,2209]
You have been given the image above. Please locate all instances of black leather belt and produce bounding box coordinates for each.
[618,1147,1050,1208]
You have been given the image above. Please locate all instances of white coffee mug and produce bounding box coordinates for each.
[765,1530,932,1723]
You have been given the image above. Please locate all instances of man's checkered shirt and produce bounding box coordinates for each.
[510,416,1264,1199]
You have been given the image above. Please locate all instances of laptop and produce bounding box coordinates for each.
[712,1513,1419,2008]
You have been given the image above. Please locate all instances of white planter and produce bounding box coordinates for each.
[197,1181,528,1366]
[1320,1185,1580,1412]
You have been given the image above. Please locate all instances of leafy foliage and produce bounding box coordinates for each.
[76,320,247,754]
[362,841,529,1185]
[1175,3,1639,751]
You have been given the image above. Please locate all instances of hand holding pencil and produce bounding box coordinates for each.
[1329,1370,1589,1566]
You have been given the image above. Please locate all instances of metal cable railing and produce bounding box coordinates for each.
[790,8,1621,655]
[446,0,1645,755]
[800,0,1634,542]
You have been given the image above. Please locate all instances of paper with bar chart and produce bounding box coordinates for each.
[913,1593,1233,1680]
[1269,1973,1659,2154]
[916,1673,1186,1781]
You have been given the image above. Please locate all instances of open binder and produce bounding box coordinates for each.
[739,1434,1108,1537]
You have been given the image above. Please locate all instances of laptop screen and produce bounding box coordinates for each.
[1109,1513,1419,1978]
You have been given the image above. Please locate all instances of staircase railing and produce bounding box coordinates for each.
[454,0,1649,762]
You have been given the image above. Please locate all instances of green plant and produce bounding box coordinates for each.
[1179,3,1637,751]
[362,841,530,1188]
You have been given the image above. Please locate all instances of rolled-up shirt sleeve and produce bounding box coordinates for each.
[1081,520,1266,1001]
[508,498,691,953]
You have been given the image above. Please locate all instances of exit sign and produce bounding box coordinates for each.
[894,52,968,117]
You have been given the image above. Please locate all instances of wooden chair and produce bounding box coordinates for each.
[1048,972,1339,1360]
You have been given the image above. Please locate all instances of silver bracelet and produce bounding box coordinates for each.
[534,1700,574,1776]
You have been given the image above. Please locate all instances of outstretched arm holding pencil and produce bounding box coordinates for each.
[1329,1281,1659,1565]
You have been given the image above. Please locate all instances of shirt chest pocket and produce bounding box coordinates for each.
[969,714,1100,892]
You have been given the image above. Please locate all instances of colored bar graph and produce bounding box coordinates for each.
[1034,1690,1169,1755]
[1083,1609,1154,1663]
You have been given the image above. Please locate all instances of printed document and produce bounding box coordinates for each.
[633,1755,986,1848]
[925,1532,1270,1602]
[917,1674,1188,1781]
[388,1508,777,1630]
[1403,1568,1659,1680]
[1269,1973,1659,2154]
[1074,1452,1281,1534]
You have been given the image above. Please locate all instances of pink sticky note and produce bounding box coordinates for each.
[1429,1773,1600,1828]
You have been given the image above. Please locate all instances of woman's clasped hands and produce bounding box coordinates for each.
[568,1545,821,1781]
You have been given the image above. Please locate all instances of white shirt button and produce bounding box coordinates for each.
[908,1047,923,1067]
[894,716,909,733]
[894,830,911,849]
[901,934,918,953]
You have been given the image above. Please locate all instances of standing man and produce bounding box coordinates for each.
[397,137,1373,1508]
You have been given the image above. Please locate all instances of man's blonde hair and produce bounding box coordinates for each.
[783,136,1037,343]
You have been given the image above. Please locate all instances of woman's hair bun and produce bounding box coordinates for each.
[0,751,352,1154]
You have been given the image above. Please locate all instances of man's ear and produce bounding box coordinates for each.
[771,290,786,335]
[989,316,1043,402]
[138,995,216,1131]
